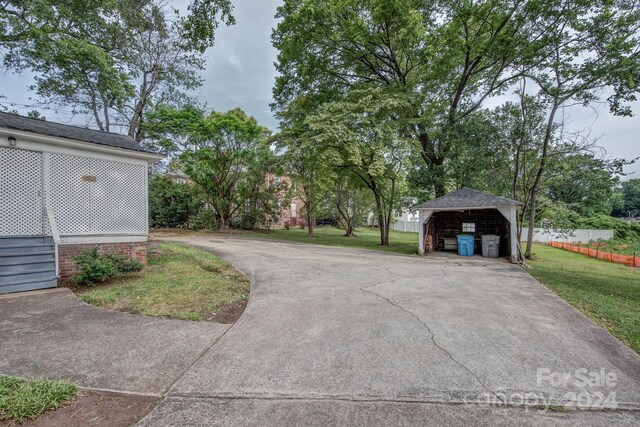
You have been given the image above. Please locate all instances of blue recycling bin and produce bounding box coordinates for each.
[457,234,474,257]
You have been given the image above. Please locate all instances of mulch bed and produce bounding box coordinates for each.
[0,391,159,427]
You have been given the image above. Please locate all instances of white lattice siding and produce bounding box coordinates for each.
[48,153,91,234]
[47,153,147,235]
[0,147,43,236]
[90,158,147,233]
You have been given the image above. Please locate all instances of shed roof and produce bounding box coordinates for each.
[0,112,157,154]
[413,188,523,210]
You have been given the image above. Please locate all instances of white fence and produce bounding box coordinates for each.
[521,228,614,243]
[391,220,420,233]
[390,221,614,244]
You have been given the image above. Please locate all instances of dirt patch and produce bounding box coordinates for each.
[206,297,248,323]
[0,390,159,427]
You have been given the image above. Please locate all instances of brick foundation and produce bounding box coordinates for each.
[58,241,148,281]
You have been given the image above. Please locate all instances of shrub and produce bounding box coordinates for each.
[229,212,261,230]
[148,175,200,228]
[103,254,143,273]
[72,248,117,286]
[283,220,290,230]
[188,209,218,230]
[72,248,143,286]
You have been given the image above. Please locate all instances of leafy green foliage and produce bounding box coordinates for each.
[545,154,628,217]
[272,0,640,235]
[103,254,143,274]
[72,247,143,286]
[79,242,250,322]
[0,375,76,421]
[187,209,219,230]
[332,175,376,236]
[0,0,232,138]
[146,106,280,230]
[180,0,235,53]
[303,88,412,244]
[148,175,200,228]
[613,179,640,217]
[72,247,118,286]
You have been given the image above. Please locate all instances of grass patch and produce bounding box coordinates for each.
[244,226,419,255]
[77,242,250,322]
[0,376,76,421]
[528,243,640,354]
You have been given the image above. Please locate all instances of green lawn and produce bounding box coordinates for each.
[78,242,250,321]
[528,243,640,354]
[0,376,76,421]
[246,226,419,255]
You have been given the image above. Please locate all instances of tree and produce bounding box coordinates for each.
[273,0,548,197]
[520,0,640,258]
[306,88,411,245]
[148,175,199,228]
[613,179,640,218]
[278,129,337,238]
[146,106,274,230]
[333,175,375,237]
[545,153,629,217]
[1,0,233,137]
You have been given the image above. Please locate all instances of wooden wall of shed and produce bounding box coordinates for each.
[429,209,509,255]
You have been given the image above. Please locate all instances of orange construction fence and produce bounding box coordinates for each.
[548,241,640,268]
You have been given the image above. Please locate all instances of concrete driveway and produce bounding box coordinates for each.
[137,236,640,425]
[1,236,639,425]
[0,288,230,395]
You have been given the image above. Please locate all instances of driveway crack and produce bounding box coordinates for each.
[359,284,499,400]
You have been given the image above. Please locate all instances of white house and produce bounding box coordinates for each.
[0,112,163,294]
[413,188,523,263]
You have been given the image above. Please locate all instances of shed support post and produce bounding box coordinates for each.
[509,206,518,263]
[418,209,434,255]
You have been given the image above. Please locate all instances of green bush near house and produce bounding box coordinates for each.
[149,175,201,228]
[72,247,143,286]
[0,375,76,421]
[78,242,250,321]
[103,253,144,273]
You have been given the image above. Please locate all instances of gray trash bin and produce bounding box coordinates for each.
[481,235,500,258]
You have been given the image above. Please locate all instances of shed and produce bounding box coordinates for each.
[0,112,163,294]
[413,188,524,263]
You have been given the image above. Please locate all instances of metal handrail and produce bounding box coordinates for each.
[44,200,61,277]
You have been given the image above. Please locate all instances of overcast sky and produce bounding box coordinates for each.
[1,0,638,176]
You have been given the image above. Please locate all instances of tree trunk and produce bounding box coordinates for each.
[344,221,355,237]
[524,101,559,258]
[381,219,390,245]
[525,189,537,258]
[372,191,387,245]
[305,208,314,237]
